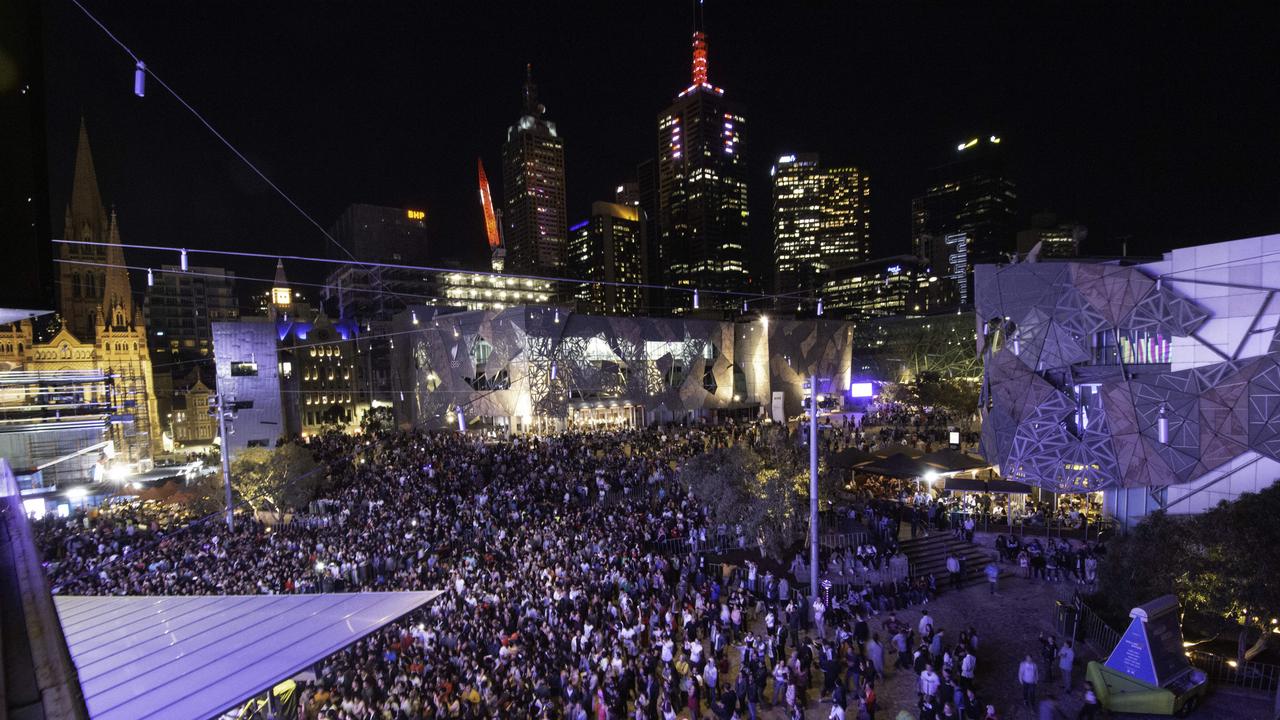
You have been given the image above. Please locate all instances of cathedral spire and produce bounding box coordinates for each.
[98,209,136,328]
[68,117,108,240]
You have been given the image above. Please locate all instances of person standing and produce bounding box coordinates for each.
[1078,681,1100,720]
[946,553,962,592]
[984,560,999,595]
[1018,655,1039,708]
[1058,640,1075,693]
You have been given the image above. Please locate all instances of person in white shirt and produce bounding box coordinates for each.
[961,650,978,683]
[1058,640,1076,692]
[919,664,941,697]
[1019,655,1039,707]
[919,611,933,638]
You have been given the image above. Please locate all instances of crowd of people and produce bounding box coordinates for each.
[31,417,1116,719]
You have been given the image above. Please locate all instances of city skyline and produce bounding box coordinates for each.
[40,2,1280,291]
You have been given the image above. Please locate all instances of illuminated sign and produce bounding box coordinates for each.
[886,265,902,275]
[406,209,425,220]
[850,382,875,398]
[957,138,979,151]
[271,287,291,305]
[778,154,796,164]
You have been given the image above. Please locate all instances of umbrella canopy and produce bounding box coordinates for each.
[870,444,925,459]
[858,452,929,479]
[918,449,990,474]
[829,446,877,468]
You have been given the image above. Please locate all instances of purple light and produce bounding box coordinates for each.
[134,61,146,97]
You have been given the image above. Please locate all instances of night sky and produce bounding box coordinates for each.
[42,1,1280,296]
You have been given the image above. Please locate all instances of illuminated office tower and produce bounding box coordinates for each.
[569,202,647,316]
[772,154,871,303]
[502,65,567,275]
[911,135,1018,307]
[656,6,749,312]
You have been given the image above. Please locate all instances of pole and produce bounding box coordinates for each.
[216,393,234,531]
[809,373,819,612]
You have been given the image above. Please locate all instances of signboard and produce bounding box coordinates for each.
[850,382,874,398]
[1104,597,1190,688]
[771,392,785,423]
[1106,617,1159,686]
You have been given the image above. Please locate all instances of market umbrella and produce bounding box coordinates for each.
[857,452,929,479]
[918,449,990,474]
[870,444,925,459]
[829,446,876,469]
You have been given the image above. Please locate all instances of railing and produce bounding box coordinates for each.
[945,510,1116,544]
[1072,597,1280,697]
[1187,650,1280,694]
[1072,597,1121,655]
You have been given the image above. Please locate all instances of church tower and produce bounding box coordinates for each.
[55,119,161,461]
[59,118,111,341]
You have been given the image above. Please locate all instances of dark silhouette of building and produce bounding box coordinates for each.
[912,135,1018,307]
[569,202,647,316]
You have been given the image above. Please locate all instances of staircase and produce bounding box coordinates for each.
[898,533,993,589]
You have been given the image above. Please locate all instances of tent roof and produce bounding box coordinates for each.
[859,452,929,479]
[870,444,924,459]
[55,591,442,720]
[828,446,876,468]
[918,449,990,473]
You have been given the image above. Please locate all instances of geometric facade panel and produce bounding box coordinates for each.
[977,258,1279,492]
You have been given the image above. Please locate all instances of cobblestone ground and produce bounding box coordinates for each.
[712,534,1273,720]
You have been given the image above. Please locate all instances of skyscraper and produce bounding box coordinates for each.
[911,135,1017,307]
[569,202,647,316]
[328,203,429,265]
[656,8,749,312]
[502,65,567,276]
[772,154,871,303]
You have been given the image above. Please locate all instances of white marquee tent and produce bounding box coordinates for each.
[54,591,442,720]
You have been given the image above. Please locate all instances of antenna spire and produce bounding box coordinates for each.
[691,2,708,86]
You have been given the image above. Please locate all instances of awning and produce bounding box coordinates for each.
[829,446,876,468]
[55,591,442,720]
[859,452,929,479]
[870,444,924,459]
[918,449,990,473]
[943,477,1031,494]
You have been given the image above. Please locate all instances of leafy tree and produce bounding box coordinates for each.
[230,443,321,513]
[1093,484,1280,661]
[360,406,396,438]
[680,428,828,560]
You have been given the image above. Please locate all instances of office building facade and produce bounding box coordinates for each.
[502,66,568,276]
[1016,212,1086,259]
[328,204,430,265]
[569,202,647,316]
[912,136,1017,307]
[656,16,750,312]
[822,255,934,321]
[772,154,871,302]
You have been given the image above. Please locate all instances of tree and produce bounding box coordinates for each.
[230,443,321,513]
[360,406,396,438]
[679,432,813,560]
[1093,484,1280,661]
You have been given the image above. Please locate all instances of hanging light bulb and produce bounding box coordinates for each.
[1158,404,1169,444]
[554,308,560,323]
[550,361,558,380]
[412,310,419,325]
[817,298,824,317]
[456,406,467,432]
[1012,335,1020,356]
[134,61,146,97]
[399,390,405,401]
[693,289,700,310]
[742,300,748,313]
[179,249,188,272]
[146,268,154,287]
[1156,277,1162,291]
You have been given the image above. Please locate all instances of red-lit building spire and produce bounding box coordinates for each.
[691,0,708,86]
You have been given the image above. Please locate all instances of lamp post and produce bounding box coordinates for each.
[809,373,819,614]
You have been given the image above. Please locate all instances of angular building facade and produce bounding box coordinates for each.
[391,306,853,432]
[976,234,1280,522]
[502,66,567,276]
[656,15,750,312]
